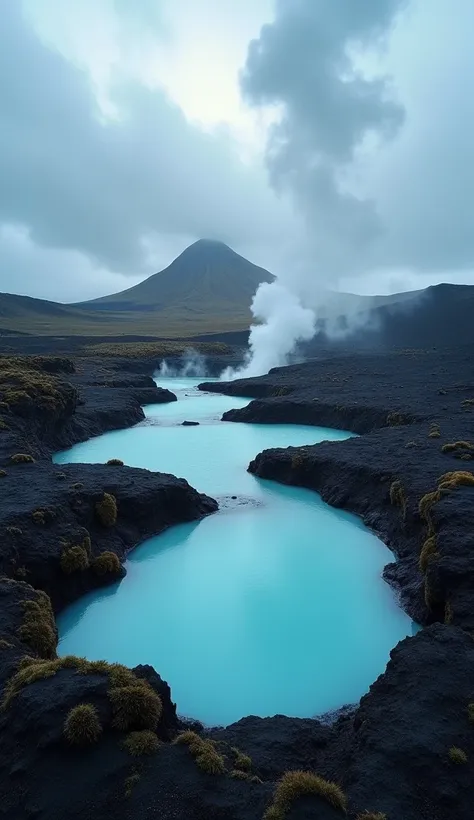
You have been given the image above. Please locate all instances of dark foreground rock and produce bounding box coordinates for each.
[1,349,474,818]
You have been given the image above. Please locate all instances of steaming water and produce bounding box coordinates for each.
[55,378,413,726]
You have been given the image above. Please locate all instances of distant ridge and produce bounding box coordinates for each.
[0,238,473,348]
[0,240,275,337]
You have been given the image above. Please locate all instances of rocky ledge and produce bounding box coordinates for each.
[1,349,474,819]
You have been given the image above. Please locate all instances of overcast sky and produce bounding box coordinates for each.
[0,0,473,302]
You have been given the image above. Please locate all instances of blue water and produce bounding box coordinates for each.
[55,378,413,726]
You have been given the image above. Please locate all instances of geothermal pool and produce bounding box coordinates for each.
[54,377,413,726]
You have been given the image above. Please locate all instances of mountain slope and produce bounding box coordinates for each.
[0,237,473,347]
[79,239,274,314]
[0,240,274,336]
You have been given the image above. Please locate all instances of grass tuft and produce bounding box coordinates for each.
[122,730,161,756]
[438,470,474,489]
[173,731,226,775]
[419,535,438,573]
[17,592,56,659]
[106,458,124,466]
[448,746,467,764]
[442,441,474,454]
[60,545,89,574]
[232,747,252,771]
[7,526,22,536]
[109,683,162,731]
[64,703,102,746]
[95,492,117,527]
[390,480,406,519]
[2,658,63,709]
[356,814,387,820]
[91,551,121,576]
[264,770,347,820]
[231,769,250,780]
[10,453,35,464]
[124,772,141,798]
[0,639,13,649]
[419,490,441,534]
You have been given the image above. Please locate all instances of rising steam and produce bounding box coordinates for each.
[221,281,315,379]
[157,349,208,379]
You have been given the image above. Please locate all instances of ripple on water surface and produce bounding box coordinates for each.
[55,378,414,726]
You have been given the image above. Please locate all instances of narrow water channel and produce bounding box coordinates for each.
[55,378,413,726]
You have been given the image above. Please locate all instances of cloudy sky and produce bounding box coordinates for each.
[0,0,473,302]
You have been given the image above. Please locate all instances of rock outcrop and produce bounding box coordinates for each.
[1,348,474,818]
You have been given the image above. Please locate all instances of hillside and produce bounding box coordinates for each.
[0,240,274,337]
[0,236,473,349]
[300,282,474,354]
[80,239,274,313]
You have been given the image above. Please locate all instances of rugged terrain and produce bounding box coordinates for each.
[0,348,473,819]
[0,240,274,337]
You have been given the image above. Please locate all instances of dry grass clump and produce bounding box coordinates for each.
[31,508,55,525]
[2,658,63,708]
[7,526,22,536]
[461,398,474,409]
[18,591,56,659]
[122,730,161,756]
[231,769,250,780]
[83,341,231,358]
[0,469,7,477]
[356,813,387,820]
[106,458,124,466]
[92,551,121,576]
[448,747,467,764]
[442,441,474,455]
[0,639,13,649]
[390,480,407,519]
[264,770,347,820]
[60,545,89,574]
[419,490,441,534]
[0,417,10,430]
[95,492,117,527]
[2,655,163,738]
[124,772,141,798]
[231,747,252,771]
[9,453,35,464]
[0,356,74,417]
[428,422,441,438]
[64,703,102,746]
[109,682,162,731]
[174,731,226,775]
[419,536,439,573]
[438,470,474,490]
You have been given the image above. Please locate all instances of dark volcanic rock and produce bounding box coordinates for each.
[0,461,217,611]
[2,348,474,818]
[182,420,200,426]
